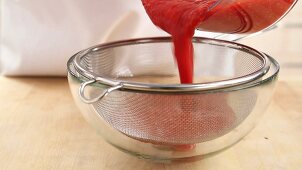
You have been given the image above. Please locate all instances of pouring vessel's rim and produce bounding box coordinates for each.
[69,37,276,93]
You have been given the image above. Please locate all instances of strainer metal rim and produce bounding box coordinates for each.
[67,53,279,91]
[73,37,271,93]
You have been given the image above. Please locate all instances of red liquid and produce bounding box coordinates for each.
[140,0,294,150]
[142,0,220,83]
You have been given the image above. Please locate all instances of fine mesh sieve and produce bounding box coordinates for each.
[72,37,270,145]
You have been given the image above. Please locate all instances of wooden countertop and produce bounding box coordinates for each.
[1,76,302,170]
[1,4,302,170]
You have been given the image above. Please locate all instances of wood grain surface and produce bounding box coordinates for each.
[1,2,302,170]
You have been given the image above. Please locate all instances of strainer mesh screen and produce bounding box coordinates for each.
[73,40,261,144]
[91,90,257,144]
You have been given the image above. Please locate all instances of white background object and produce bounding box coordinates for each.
[0,0,167,76]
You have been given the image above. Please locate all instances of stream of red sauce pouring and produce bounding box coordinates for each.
[142,0,221,83]
[141,0,294,150]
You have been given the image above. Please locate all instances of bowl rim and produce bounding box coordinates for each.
[67,37,279,94]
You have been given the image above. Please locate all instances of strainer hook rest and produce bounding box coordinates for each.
[79,79,124,104]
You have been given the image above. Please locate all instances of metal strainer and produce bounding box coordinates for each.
[72,37,270,145]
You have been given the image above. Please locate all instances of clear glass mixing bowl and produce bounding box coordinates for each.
[67,37,279,162]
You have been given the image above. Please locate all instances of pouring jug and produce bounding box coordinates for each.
[197,0,298,40]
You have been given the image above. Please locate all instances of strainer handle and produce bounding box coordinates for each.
[79,79,123,104]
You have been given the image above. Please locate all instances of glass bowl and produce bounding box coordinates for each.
[67,37,279,162]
